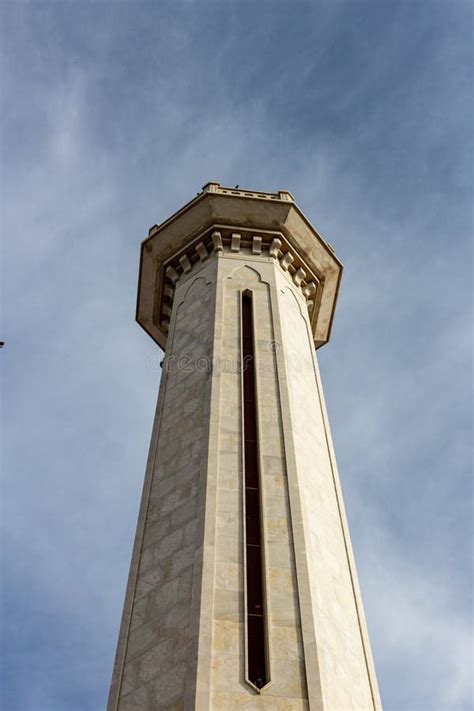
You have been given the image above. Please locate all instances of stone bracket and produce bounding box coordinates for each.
[156,226,323,344]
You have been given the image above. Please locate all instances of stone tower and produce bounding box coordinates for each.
[108,183,382,711]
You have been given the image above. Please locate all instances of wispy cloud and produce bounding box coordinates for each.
[1,1,472,709]
[355,504,473,710]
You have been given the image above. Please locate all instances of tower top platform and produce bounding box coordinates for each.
[136,182,343,350]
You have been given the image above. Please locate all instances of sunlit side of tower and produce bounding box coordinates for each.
[108,183,382,710]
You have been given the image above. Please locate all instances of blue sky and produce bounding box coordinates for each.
[1,1,472,709]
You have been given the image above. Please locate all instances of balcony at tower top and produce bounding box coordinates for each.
[136,182,343,351]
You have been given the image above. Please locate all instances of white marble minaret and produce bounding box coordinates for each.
[108,183,382,710]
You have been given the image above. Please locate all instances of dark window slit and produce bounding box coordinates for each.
[242,292,267,689]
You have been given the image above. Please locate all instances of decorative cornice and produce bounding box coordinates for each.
[157,225,320,337]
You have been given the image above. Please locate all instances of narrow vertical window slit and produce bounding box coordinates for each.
[242,291,267,690]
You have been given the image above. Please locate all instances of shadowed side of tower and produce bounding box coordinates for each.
[107,184,382,711]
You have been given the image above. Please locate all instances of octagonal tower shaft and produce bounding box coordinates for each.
[108,186,382,710]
